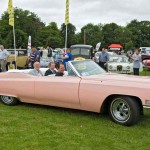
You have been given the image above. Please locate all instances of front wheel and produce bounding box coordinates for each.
[109,96,140,126]
[0,95,19,106]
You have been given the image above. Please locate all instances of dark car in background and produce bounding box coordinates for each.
[70,44,94,60]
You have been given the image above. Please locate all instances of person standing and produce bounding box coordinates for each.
[29,47,38,69]
[47,46,52,58]
[62,48,72,69]
[129,49,141,75]
[36,47,41,62]
[0,45,9,72]
[99,48,109,70]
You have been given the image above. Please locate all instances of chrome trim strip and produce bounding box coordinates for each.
[143,105,150,109]
[67,61,81,78]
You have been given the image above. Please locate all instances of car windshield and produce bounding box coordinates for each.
[70,60,106,76]
[109,56,128,63]
[80,48,90,56]
[71,48,80,55]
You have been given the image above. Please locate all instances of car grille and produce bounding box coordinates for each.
[117,65,122,71]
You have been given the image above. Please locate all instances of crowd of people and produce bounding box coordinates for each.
[27,46,72,77]
[0,44,142,76]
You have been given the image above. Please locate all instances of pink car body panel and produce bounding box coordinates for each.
[80,74,150,112]
[0,71,150,112]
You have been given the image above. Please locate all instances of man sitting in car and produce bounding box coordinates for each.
[45,62,56,76]
[55,63,65,76]
[29,62,43,76]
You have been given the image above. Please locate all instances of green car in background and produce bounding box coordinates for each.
[70,44,94,60]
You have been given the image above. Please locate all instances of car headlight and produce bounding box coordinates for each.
[126,66,130,69]
[109,65,113,69]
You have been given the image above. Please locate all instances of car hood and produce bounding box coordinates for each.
[82,73,150,83]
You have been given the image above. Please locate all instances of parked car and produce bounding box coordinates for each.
[70,44,94,60]
[140,48,150,61]
[7,49,29,69]
[0,60,150,126]
[141,53,150,61]
[107,55,143,73]
[143,59,150,69]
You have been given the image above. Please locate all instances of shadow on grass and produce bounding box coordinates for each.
[18,102,109,120]
[1,101,149,127]
[25,103,150,126]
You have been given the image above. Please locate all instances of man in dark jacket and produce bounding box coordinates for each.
[45,62,56,76]
[47,46,52,57]
[55,63,65,76]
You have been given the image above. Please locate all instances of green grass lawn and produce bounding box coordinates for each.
[140,68,150,76]
[0,102,150,150]
[131,68,150,76]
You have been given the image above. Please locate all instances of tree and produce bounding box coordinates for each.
[46,36,63,49]
[47,22,60,31]
[0,8,45,48]
[5,29,27,48]
[113,27,133,51]
[127,19,150,48]
[80,23,103,48]
[35,22,63,48]
[61,23,76,48]
[125,41,134,51]
[102,23,120,48]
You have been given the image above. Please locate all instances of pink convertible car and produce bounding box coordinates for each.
[0,60,150,126]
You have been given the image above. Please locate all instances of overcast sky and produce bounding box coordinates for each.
[0,0,150,32]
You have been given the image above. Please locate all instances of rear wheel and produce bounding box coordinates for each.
[109,96,140,126]
[0,95,18,106]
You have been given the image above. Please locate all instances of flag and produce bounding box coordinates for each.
[28,35,31,49]
[96,42,101,51]
[27,35,32,55]
[65,0,69,25]
[8,0,14,26]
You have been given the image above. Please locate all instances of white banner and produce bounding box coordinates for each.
[27,35,31,55]
[96,42,101,51]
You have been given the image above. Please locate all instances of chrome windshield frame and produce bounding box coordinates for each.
[67,61,81,78]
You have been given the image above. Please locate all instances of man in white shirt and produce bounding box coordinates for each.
[129,49,141,75]
[0,45,9,72]
[28,62,43,76]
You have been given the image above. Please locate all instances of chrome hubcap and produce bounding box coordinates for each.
[111,99,130,122]
[1,96,14,104]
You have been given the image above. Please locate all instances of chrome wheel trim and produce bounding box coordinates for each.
[111,98,131,122]
[1,96,14,104]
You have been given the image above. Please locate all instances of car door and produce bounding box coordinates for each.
[34,76,81,105]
